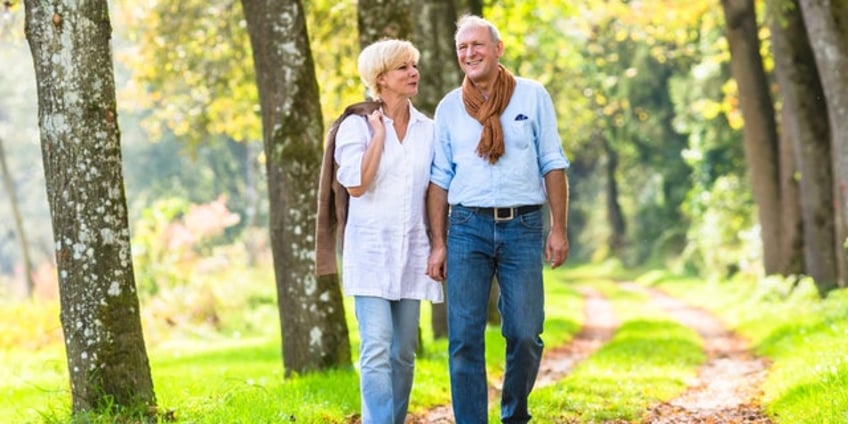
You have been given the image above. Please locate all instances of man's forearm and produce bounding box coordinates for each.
[544,169,569,233]
[426,183,449,246]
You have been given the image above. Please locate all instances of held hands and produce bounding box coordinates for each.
[426,245,447,282]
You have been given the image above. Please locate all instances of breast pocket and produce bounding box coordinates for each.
[507,120,535,150]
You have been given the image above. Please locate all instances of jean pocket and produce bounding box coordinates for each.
[518,210,543,230]
[449,206,474,225]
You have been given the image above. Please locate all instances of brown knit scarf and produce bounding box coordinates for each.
[462,64,516,164]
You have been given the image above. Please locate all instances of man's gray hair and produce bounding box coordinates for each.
[455,15,501,43]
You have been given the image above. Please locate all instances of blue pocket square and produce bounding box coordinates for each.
[515,114,528,121]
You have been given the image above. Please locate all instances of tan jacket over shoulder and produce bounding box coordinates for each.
[314,101,382,276]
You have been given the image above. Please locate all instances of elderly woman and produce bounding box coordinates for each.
[334,39,443,424]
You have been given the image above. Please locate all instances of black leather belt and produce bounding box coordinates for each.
[459,204,541,221]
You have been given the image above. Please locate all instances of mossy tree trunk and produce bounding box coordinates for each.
[241,0,351,374]
[23,0,155,414]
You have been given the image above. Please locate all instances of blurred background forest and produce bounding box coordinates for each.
[0,0,844,325]
[4,1,848,420]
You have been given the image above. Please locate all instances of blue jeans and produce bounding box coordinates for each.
[446,205,545,424]
[354,296,421,424]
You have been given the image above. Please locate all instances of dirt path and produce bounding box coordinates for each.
[408,282,773,423]
[621,283,773,424]
[408,287,618,423]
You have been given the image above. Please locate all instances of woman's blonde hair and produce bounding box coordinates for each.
[358,39,420,99]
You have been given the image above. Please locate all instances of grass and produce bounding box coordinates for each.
[0,265,584,423]
[4,262,848,423]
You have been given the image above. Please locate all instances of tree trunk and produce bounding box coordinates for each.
[799,0,848,288]
[0,136,36,297]
[768,0,837,292]
[241,0,351,374]
[603,137,626,253]
[411,1,464,115]
[357,0,414,49]
[776,107,804,276]
[720,0,784,275]
[23,0,155,414]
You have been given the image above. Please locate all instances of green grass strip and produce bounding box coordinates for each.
[528,277,704,423]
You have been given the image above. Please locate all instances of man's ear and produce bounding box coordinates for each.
[496,40,505,58]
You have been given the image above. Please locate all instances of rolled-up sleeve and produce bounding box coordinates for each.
[334,116,369,188]
[535,85,570,175]
[430,102,455,190]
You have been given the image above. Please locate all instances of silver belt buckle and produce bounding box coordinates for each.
[494,207,514,222]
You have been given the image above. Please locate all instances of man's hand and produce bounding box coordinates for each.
[545,231,569,269]
[427,244,447,282]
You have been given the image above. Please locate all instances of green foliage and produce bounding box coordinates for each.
[681,174,758,279]
[120,0,260,144]
[131,197,192,297]
[483,1,720,265]
[6,0,757,282]
[666,6,754,278]
[305,0,367,122]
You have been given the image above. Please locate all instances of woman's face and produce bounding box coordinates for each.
[378,59,419,99]
[455,25,503,85]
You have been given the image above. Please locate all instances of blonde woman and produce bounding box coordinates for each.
[334,39,443,424]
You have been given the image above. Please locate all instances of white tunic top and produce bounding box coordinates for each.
[334,103,444,303]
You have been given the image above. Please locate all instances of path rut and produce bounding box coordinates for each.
[408,287,617,423]
[406,282,773,423]
[625,283,772,424]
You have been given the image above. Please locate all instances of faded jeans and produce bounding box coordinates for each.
[354,296,421,424]
[446,205,545,424]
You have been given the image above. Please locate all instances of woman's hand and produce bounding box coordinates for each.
[367,109,385,139]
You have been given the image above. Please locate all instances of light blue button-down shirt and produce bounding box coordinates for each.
[430,77,570,207]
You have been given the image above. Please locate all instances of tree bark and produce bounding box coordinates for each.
[776,107,804,276]
[768,0,837,291]
[411,1,464,115]
[720,0,784,275]
[799,0,848,288]
[23,0,155,414]
[357,0,414,49]
[603,137,626,253]
[241,0,351,374]
[0,136,36,297]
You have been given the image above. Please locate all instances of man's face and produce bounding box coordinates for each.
[455,25,503,84]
